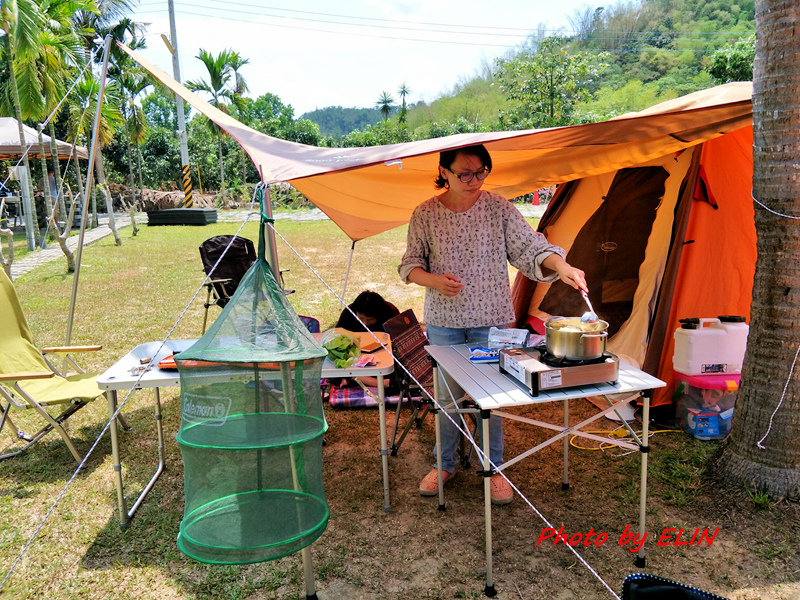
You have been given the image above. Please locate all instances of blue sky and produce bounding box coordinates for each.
[131,0,592,117]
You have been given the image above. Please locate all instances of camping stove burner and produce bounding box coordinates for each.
[498,346,620,396]
[532,345,613,368]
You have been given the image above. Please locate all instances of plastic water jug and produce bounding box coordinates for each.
[672,316,749,375]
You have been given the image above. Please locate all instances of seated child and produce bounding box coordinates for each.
[334,291,400,390]
[336,290,399,333]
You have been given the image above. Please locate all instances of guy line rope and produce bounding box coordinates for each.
[6,185,631,598]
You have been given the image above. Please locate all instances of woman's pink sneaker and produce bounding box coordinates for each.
[490,474,513,505]
[419,468,455,496]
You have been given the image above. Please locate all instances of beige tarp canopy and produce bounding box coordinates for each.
[120,44,751,241]
[0,118,89,161]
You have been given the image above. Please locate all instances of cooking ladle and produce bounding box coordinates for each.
[580,290,598,324]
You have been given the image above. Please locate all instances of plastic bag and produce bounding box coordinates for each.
[320,329,361,368]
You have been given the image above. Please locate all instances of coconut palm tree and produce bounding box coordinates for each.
[0,0,43,248]
[187,48,235,202]
[376,91,394,121]
[15,0,96,241]
[718,0,800,499]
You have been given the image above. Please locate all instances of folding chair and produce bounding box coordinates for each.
[299,315,320,333]
[199,235,256,333]
[0,269,122,464]
[382,310,435,456]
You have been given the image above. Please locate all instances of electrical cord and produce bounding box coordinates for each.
[569,426,679,455]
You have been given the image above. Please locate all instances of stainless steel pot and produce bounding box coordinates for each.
[545,317,609,360]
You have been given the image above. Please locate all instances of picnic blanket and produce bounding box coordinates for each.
[328,384,410,409]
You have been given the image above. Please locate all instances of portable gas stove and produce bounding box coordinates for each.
[498,345,619,396]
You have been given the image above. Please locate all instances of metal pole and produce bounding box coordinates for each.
[342,241,355,302]
[165,0,193,208]
[64,35,112,349]
[262,185,282,285]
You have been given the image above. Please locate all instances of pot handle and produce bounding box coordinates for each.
[580,332,608,339]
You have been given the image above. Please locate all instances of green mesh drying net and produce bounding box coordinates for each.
[174,213,328,564]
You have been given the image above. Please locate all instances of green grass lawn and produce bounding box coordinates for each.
[1,215,425,599]
[5,213,796,600]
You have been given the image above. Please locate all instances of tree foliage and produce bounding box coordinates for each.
[495,37,610,129]
[708,36,755,83]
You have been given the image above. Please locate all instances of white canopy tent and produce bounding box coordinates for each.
[0,118,89,161]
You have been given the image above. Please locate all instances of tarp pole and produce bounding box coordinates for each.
[342,241,355,302]
[261,183,282,285]
[64,35,112,349]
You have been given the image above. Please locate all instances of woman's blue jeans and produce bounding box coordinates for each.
[426,324,504,473]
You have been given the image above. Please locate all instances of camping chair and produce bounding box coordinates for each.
[621,573,728,599]
[199,235,257,333]
[0,269,121,465]
[383,310,477,464]
[382,310,433,455]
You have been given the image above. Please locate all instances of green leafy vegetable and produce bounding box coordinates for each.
[323,333,360,368]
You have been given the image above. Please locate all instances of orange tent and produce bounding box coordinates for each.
[122,43,755,406]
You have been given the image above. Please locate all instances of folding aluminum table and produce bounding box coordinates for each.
[97,335,394,529]
[425,344,666,598]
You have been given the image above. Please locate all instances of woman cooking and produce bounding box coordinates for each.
[398,143,587,505]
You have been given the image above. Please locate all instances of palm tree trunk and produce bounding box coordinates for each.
[48,121,68,232]
[136,143,144,202]
[73,145,86,225]
[4,35,39,250]
[93,151,107,228]
[241,146,246,186]
[37,132,53,247]
[718,0,800,500]
[217,132,226,206]
[123,96,136,206]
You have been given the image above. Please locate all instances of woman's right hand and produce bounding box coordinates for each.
[436,273,464,296]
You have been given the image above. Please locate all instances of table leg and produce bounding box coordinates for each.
[302,546,318,599]
[433,364,446,511]
[636,392,651,568]
[127,387,166,518]
[376,374,391,511]
[482,410,495,597]
[562,398,570,491]
[107,387,167,529]
[106,390,129,529]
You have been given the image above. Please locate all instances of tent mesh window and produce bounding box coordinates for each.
[174,236,328,564]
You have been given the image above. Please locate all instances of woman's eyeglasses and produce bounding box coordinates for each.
[448,167,491,183]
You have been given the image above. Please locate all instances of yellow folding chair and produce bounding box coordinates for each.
[0,269,118,464]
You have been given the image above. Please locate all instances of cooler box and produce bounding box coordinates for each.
[674,372,739,440]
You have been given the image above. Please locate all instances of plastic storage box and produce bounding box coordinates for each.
[674,372,739,440]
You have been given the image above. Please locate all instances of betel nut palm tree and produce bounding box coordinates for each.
[397,83,410,123]
[229,51,249,187]
[187,48,235,204]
